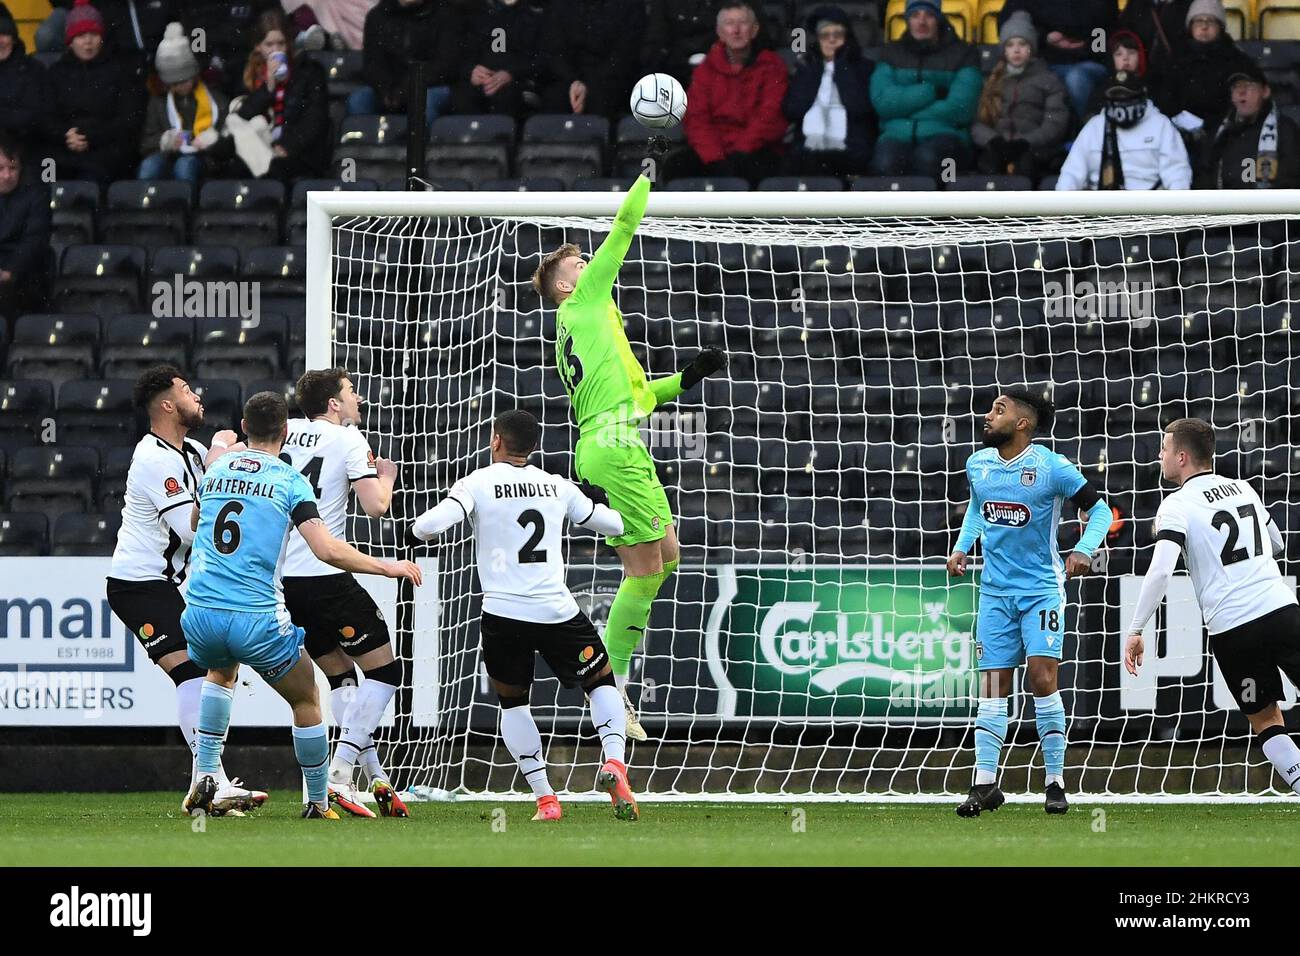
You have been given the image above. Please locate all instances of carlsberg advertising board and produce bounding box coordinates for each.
[705,565,979,723]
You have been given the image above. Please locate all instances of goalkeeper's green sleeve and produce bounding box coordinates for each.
[648,372,684,406]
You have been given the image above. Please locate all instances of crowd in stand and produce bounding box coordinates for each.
[0,0,1296,321]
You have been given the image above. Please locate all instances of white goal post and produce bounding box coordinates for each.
[306,187,1300,803]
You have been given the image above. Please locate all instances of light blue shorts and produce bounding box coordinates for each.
[975,592,1066,670]
[182,604,305,684]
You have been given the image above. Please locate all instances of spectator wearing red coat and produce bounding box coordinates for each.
[682,0,789,185]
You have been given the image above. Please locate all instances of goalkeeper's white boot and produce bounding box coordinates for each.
[622,687,648,742]
[212,777,268,815]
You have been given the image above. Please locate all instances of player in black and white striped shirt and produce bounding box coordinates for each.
[280,368,405,818]
[1126,418,1300,797]
[106,365,266,814]
[410,410,636,822]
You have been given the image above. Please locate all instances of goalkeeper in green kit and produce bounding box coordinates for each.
[532,172,726,740]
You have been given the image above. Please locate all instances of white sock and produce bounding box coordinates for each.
[359,744,388,785]
[614,674,628,694]
[974,769,997,785]
[177,676,228,787]
[339,677,396,755]
[588,684,627,764]
[500,705,553,798]
[1261,731,1300,795]
[1045,773,1065,788]
[328,683,357,784]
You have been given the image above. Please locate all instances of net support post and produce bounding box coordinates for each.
[305,193,333,370]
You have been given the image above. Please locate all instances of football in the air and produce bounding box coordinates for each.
[630,72,687,129]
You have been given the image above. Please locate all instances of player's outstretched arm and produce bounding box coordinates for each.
[204,430,246,468]
[297,517,422,585]
[355,457,397,518]
[570,174,651,306]
[408,496,470,542]
[648,347,728,407]
[1124,538,1181,674]
[1066,493,1112,578]
[568,480,624,537]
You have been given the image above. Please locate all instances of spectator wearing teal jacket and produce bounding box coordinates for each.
[869,0,982,177]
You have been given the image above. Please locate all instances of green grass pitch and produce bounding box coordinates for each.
[3,793,1298,866]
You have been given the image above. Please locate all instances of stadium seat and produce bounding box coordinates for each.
[1238,39,1300,70]
[1221,0,1254,37]
[100,314,192,380]
[338,114,409,183]
[100,180,192,249]
[5,445,98,517]
[572,177,632,191]
[516,115,607,185]
[245,379,300,416]
[57,379,138,446]
[148,245,241,288]
[663,177,750,191]
[0,512,48,555]
[194,180,285,254]
[97,443,133,511]
[52,511,121,556]
[49,180,100,253]
[51,244,146,315]
[757,176,845,191]
[241,246,306,295]
[305,49,365,99]
[613,115,685,177]
[0,379,53,452]
[479,177,567,192]
[288,178,381,206]
[188,379,242,438]
[1259,0,1300,39]
[948,174,1033,191]
[193,315,286,388]
[5,314,100,388]
[427,115,515,185]
[850,175,938,191]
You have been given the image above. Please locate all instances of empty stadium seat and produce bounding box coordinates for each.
[98,443,134,511]
[1260,0,1300,39]
[427,115,515,185]
[5,314,100,387]
[0,379,53,452]
[194,180,285,253]
[100,314,192,379]
[100,180,192,249]
[193,315,286,388]
[52,512,121,556]
[948,174,1033,191]
[245,379,300,416]
[516,115,608,186]
[305,49,365,98]
[49,180,100,252]
[479,177,567,192]
[664,177,750,191]
[57,379,138,446]
[572,177,632,191]
[241,246,306,295]
[188,379,242,437]
[0,512,48,555]
[5,445,98,517]
[52,244,146,315]
[758,176,845,191]
[338,114,409,183]
[850,176,938,191]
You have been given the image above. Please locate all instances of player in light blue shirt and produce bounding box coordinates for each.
[947,388,1112,817]
[181,391,422,820]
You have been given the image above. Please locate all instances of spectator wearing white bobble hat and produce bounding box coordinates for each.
[138,21,231,185]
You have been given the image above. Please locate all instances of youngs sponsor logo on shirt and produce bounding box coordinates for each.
[982,500,1032,527]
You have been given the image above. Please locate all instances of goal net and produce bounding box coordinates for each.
[307,188,1300,803]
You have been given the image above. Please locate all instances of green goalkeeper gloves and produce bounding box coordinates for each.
[680,347,727,391]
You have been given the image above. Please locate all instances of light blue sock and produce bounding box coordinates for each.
[974,697,1008,785]
[1035,692,1068,786]
[196,682,234,776]
[293,722,330,807]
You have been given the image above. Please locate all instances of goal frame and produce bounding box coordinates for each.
[305,188,1300,804]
